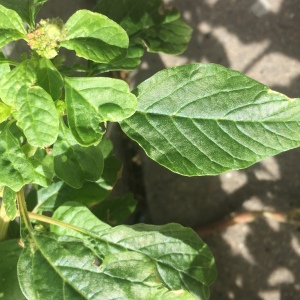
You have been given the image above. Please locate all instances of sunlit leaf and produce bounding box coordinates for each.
[121,63,300,176]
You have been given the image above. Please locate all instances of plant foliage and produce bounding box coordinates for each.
[0,0,296,299]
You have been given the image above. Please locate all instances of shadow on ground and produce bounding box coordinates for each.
[127,1,300,299]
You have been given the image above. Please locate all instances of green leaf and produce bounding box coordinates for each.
[0,4,26,47]
[0,101,11,123]
[0,126,34,191]
[32,180,110,213]
[32,139,121,212]
[12,86,59,147]
[0,61,59,147]
[89,39,144,73]
[64,76,137,145]
[92,194,137,226]
[94,0,192,54]
[61,10,129,63]
[121,63,300,176]
[0,50,10,76]
[51,202,216,299]
[35,58,64,101]
[29,148,54,187]
[2,186,17,220]
[53,121,104,188]
[0,60,36,108]
[0,0,47,27]
[18,230,196,299]
[0,239,25,300]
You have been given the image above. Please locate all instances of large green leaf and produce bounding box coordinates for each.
[51,202,216,299]
[0,126,34,191]
[94,0,192,54]
[64,76,137,145]
[0,239,25,299]
[0,0,47,27]
[2,186,17,220]
[120,63,300,176]
[61,10,129,63]
[0,4,26,47]
[53,121,104,188]
[18,230,196,299]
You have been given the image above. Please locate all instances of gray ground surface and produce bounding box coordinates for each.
[4,0,300,299]
[129,1,300,299]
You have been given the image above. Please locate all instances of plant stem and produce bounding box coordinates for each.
[0,203,10,241]
[27,211,86,234]
[17,188,33,232]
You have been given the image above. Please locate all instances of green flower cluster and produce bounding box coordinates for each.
[26,18,67,59]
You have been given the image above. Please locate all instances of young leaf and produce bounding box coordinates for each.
[0,239,24,300]
[61,10,129,63]
[0,127,34,191]
[53,121,104,188]
[2,186,17,220]
[0,4,26,47]
[18,231,195,299]
[94,0,192,55]
[35,58,64,101]
[0,0,47,27]
[121,63,300,176]
[51,202,217,299]
[64,76,137,145]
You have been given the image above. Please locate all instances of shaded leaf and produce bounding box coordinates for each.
[121,63,300,176]
[29,148,54,187]
[0,0,47,27]
[89,39,144,73]
[91,193,137,226]
[0,50,10,75]
[53,121,104,188]
[32,180,110,213]
[94,0,192,54]
[65,76,137,145]
[0,239,24,299]
[0,4,26,47]
[0,126,34,191]
[51,202,217,299]
[2,186,17,220]
[61,10,129,63]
